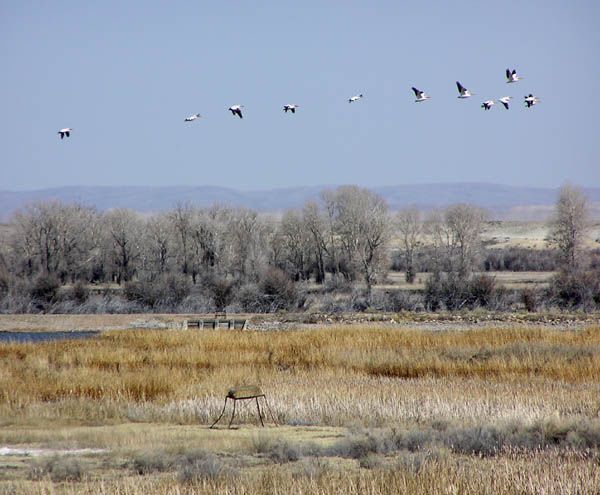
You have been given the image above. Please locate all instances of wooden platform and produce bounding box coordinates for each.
[186,318,247,330]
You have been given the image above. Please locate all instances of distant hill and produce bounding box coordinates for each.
[1,183,599,221]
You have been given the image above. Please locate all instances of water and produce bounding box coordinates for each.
[0,331,99,343]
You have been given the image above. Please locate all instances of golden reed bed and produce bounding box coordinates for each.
[0,324,599,494]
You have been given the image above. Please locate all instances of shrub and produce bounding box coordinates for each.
[445,425,505,456]
[125,274,191,310]
[323,275,354,294]
[259,267,299,311]
[370,290,422,312]
[394,450,440,474]
[293,457,330,479]
[208,277,235,312]
[132,449,174,474]
[349,289,369,312]
[359,454,384,470]
[236,283,265,313]
[520,287,538,312]
[236,268,299,313]
[176,450,234,483]
[29,456,84,482]
[424,273,498,311]
[59,281,89,305]
[267,439,302,464]
[176,293,214,313]
[29,274,61,306]
[468,274,496,307]
[547,269,600,310]
[0,270,9,300]
[483,247,559,272]
[327,430,386,459]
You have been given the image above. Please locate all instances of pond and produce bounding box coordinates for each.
[0,331,100,343]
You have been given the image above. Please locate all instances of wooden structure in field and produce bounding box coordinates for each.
[210,385,277,429]
[187,313,247,330]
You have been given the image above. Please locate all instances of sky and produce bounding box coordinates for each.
[1,0,599,191]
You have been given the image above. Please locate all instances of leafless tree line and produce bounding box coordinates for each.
[0,184,596,313]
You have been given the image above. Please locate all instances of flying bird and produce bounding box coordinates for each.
[498,96,512,110]
[348,94,363,103]
[283,104,299,113]
[57,128,72,139]
[506,68,523,83]
[184,113,202,122]
[481,100,495,111]
[412,87,430,102]
[524,94,540,108]
[228,105,244,118]
[456,81,473,99]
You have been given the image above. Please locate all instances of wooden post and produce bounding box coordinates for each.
[228,398,237,428]
[256,396,264,427]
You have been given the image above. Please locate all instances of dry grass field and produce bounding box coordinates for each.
[0,323,599,494]
[480,221,600,249]
[385,270,554,290]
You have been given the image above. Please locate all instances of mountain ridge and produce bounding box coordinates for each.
[1,183,599,221]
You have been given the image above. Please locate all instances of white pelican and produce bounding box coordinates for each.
[184,113,201,122]
[412,87,430,102]
[228,105,244,118]
[283,104,299,113]
[481,100,495,111]
[348,94,363,103]
[57,128,72,139]
[506,69,523,83]
[456,81,473,98]
[524,94,540,108]
[498,96,512,110]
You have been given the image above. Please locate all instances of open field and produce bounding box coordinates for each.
[0,323,599,493]
[385,270,554,290]
[481,221,600,249]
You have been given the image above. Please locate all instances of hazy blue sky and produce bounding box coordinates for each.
[2,1,599,191]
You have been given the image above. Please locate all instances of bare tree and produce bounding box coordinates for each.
[302,202,329,283]
[169,203,194,278]
[396,207,422,283]
[444,204,486,278]
[10,202,99,282]
[188,206,225,283]
[141,213,173,276]
[276,210,312,281]
[225,208,270,282]
[425,204,486,278]
[321,190,342,278]
[102,209,143,284]
[327,186,391,300]
[547,184,589,272]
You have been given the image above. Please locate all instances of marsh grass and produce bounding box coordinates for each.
[1,325,599,426]
[1,324,599,493]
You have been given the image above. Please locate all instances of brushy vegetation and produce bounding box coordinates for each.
[2,185,599,315]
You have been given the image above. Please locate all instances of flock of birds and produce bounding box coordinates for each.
[413,68,540,111]
[57,68,540,139]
